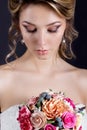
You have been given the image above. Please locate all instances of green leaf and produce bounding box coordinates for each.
[47,119,55,124]
[36,101,41,108]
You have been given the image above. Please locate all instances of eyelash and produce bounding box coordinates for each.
[26,28,37,33]
[48,26,60,33]
[24,25,60,33]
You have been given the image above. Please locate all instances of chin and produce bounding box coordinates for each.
[36,55,51,60]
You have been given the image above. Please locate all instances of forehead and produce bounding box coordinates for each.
[19,3,66,25]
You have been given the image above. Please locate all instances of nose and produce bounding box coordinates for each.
[36,30,46,46]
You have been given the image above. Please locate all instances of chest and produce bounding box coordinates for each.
[2,73,85,112]
[8,73,84,104]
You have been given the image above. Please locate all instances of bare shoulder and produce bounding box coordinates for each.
[0,63,19,111]
[64,62,87,92]
[77,68,87,85]
[66,62,87,82]
[70,66,87,87]
[0,63,15,90]
[0,63,13,76]
[77,68,87,95]
[0,59,18,73]
[75,68,87,106]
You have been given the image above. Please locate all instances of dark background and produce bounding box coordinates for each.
[0,0,87,69]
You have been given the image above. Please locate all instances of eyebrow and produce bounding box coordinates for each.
[22,21,35,26]
[47,21,61,26]
[22,21,61,26]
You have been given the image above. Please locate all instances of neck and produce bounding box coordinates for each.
[20,51,60,74]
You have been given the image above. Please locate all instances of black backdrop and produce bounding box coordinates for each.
[0,0,87,69]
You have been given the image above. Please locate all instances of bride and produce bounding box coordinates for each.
[0,0,87,129]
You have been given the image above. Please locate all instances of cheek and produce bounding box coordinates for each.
[22,33,32,46]
[55,29,65,43]
[51,34,63,45]
[20,28,32,45]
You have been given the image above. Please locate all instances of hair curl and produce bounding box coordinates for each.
[6,0,78,63]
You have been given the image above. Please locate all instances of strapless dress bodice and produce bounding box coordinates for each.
[1,104,87,130]
[1,105,20,130]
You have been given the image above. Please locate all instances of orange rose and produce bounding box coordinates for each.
[42,98,69,119]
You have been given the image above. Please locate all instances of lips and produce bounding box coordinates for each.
[35,50,48,55]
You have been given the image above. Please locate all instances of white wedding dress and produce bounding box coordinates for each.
[1,104,87,130]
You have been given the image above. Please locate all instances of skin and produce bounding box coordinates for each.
[0,4,87,112]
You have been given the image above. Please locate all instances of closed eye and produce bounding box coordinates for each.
[23,25,37,33]
[26,28,37,33]
[48,25,61,33]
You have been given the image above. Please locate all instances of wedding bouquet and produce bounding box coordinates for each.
[17,90,83,130]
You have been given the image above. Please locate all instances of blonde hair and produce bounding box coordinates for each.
[6,0,78,63]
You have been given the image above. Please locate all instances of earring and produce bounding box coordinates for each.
[21,39,25,44]
[62,38,66,44]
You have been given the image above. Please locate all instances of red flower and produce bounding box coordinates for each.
[17,106,33,130]
[79,126,82,130]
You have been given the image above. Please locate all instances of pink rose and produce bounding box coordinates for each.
[30,111,47,129]
[62,112,76,129]
[17,106,33,130]
[44,124,56,130]
[64,98,75,109]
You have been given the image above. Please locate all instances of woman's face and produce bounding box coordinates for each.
[19,4,66,60]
